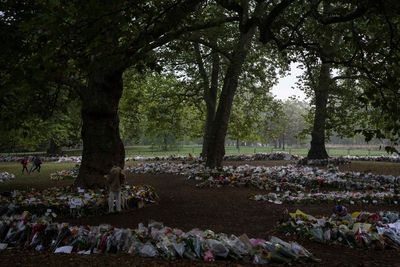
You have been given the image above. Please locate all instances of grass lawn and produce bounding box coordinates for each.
[63,145,392,157]
[2,145,392,157]
[0,161,141,191]
[0,162,76,191]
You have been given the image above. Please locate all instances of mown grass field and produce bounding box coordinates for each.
[60,145,391,157]
[0,160,142,191]
[0,162,76,191]
[2,145,392,158]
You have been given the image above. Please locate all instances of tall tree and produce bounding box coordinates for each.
[305,0,400,157]
[157,2,287,165]
[193,42,221,158]
[2,0,236,187]
[305,62,333,159]
[349,1,400,152]
[257,0,400,159]
[303,1,358,159]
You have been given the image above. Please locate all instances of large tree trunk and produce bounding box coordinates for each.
[307,63,330,159]
[74,68,125,188]
[194,43,219,158]
[206,26,256,168]
[202,94,217,158]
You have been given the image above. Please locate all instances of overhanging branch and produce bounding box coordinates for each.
[125,16,238,67]
[259,0,295,43]
[181,36,232,60]
[313,3,367,25]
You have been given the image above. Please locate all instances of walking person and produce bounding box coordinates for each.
[29,156,42,173]
[21,157,29,174]
[29,156,37,173]
[105,166,126,213]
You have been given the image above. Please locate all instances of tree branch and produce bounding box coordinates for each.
[259,0,295,43]
[216,0,242,13]
[332,74,364,81]
[125,15,238,67]
[182,36,232,60]
[313,3,368,25]
[193,43,210,94]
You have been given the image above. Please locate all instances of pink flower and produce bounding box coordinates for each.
[250,238,266,247]
[203,250,215,262]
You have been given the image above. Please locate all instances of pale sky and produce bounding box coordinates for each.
[272,63,307,101]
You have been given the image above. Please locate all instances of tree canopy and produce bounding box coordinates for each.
[1,0,400,186]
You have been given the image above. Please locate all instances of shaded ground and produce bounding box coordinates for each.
[1,160,400,266]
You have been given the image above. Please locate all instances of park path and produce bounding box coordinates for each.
[68,173,279,237]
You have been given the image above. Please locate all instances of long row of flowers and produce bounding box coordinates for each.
[2,153,399,163]
[253,191,400,205]
[0,212,316,264]
[0,185,159,218]
[128,163,400,205]
[277,208,400,249]
[128,163,400,192]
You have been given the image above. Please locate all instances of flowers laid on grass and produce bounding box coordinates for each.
[252,191,399,205]
[50,165,80,180]
[126,152,300,162]
[0,213,317,265]
[0,185,159,218]
[129,163,399,192]
[223,152,301,161]
[277,208,400,249]
[342,155,400,163]
[1,153,399,164]
[128,163,400,205]
[0,172,15,183]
